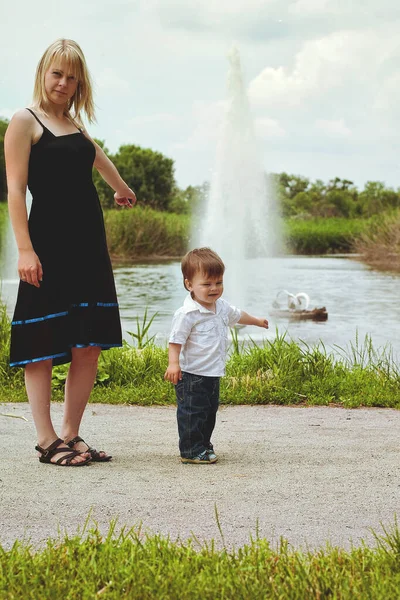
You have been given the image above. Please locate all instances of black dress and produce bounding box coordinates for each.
[9,109,122,367]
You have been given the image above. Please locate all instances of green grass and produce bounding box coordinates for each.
[0,202,7,256]
[105,211,370,258]
[2,320,400,408]
[104,206,190,258]
[284,217,371,254]
[2,517,400,599]
[353,209,400,272]
[0,204,374,260]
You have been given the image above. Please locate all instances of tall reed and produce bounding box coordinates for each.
[104,206,190,258]
[104,209,370,259]
[353,209,400,271]
[285,217,370,254]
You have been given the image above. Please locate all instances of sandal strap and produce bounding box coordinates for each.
[55,449,82,465]
[67,436,96,453]
[35,437,65,458]
[67,436,85,446]
[35,439,84,462]
[66,436,110,461]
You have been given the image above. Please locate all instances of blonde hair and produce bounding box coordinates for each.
[181,248,225,291]
[32,38,95,125]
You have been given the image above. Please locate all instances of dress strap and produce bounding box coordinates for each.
[25,108,47,129]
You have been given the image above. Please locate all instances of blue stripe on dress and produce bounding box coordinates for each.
[73,343,122,349]
[96,302,118,307]
[10,352,69,367]
[10,342,122,366]
[11,303,119,326]
[12,311,69,326]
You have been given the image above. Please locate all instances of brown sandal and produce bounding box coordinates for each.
[35,438,92,466]
[67,436,112,462]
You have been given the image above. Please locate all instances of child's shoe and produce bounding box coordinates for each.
[181,450,217,464]
[206,448,217,461]
[205,443,217,461]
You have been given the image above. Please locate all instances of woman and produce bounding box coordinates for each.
[5,38,136,466]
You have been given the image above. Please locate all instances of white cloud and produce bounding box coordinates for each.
[176,101,226,150]
[289,0,343,15]
[127,113,180,126]
[0,108,15,120]
[315,118,351,137]
[248,30,380,108]
[255,117,286,138]
[96,68,131,92]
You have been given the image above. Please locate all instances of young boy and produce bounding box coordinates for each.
[164,247,269,464]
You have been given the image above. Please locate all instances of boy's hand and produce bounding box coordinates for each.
[164,365,182,385]
[237,311,269,329]
[258,318,269,329]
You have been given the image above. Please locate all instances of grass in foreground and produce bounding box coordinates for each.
[2,518,400,599]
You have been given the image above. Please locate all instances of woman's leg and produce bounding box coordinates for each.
[25,360,87,464]
[61,346,106,455]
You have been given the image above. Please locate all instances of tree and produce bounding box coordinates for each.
[279,173,310,199]
[92,142,177,211]
[168,182,210,215]
[358,181,400,217]
[113,145,175,211]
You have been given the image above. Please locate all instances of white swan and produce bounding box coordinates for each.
[273,290,310,311]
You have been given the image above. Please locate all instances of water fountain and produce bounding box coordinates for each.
[194,47,281,307]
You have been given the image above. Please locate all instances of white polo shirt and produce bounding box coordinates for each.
[169,294,242,377]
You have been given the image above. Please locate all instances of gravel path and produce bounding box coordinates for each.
[1,403,399,551]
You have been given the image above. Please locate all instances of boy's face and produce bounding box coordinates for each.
[185,272,224,309]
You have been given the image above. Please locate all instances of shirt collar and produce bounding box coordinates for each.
[182,293,219,314]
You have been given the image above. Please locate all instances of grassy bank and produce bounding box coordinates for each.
[0,205,373,259]
[284,217,370,254]
[353,210,400,272]
[104,206,190,259]
[2,519,400,599]
[103,209,369,258]
[1,295,399,408]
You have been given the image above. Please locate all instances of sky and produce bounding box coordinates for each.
[1,0,400,191]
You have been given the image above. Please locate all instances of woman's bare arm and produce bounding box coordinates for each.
[83,132,137,208]
[5,110,43,287]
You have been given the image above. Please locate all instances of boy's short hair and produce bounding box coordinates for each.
[181,248,225,291]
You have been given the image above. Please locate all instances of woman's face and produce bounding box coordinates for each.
[44,60,79,106]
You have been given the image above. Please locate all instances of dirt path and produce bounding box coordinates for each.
[1,403,399,550]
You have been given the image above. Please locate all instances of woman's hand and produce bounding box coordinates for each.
[18,249,43,287]
[114,188,136,208]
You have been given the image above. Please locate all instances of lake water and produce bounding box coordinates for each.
[1,255,400,359]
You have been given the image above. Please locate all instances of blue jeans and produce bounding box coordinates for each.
[175,371,220,458]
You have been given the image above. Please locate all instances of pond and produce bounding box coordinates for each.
[1,254,400,358]
[112,256,400,358]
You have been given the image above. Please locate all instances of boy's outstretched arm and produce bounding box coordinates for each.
[238,311,269,329]
[164,343,183,384]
